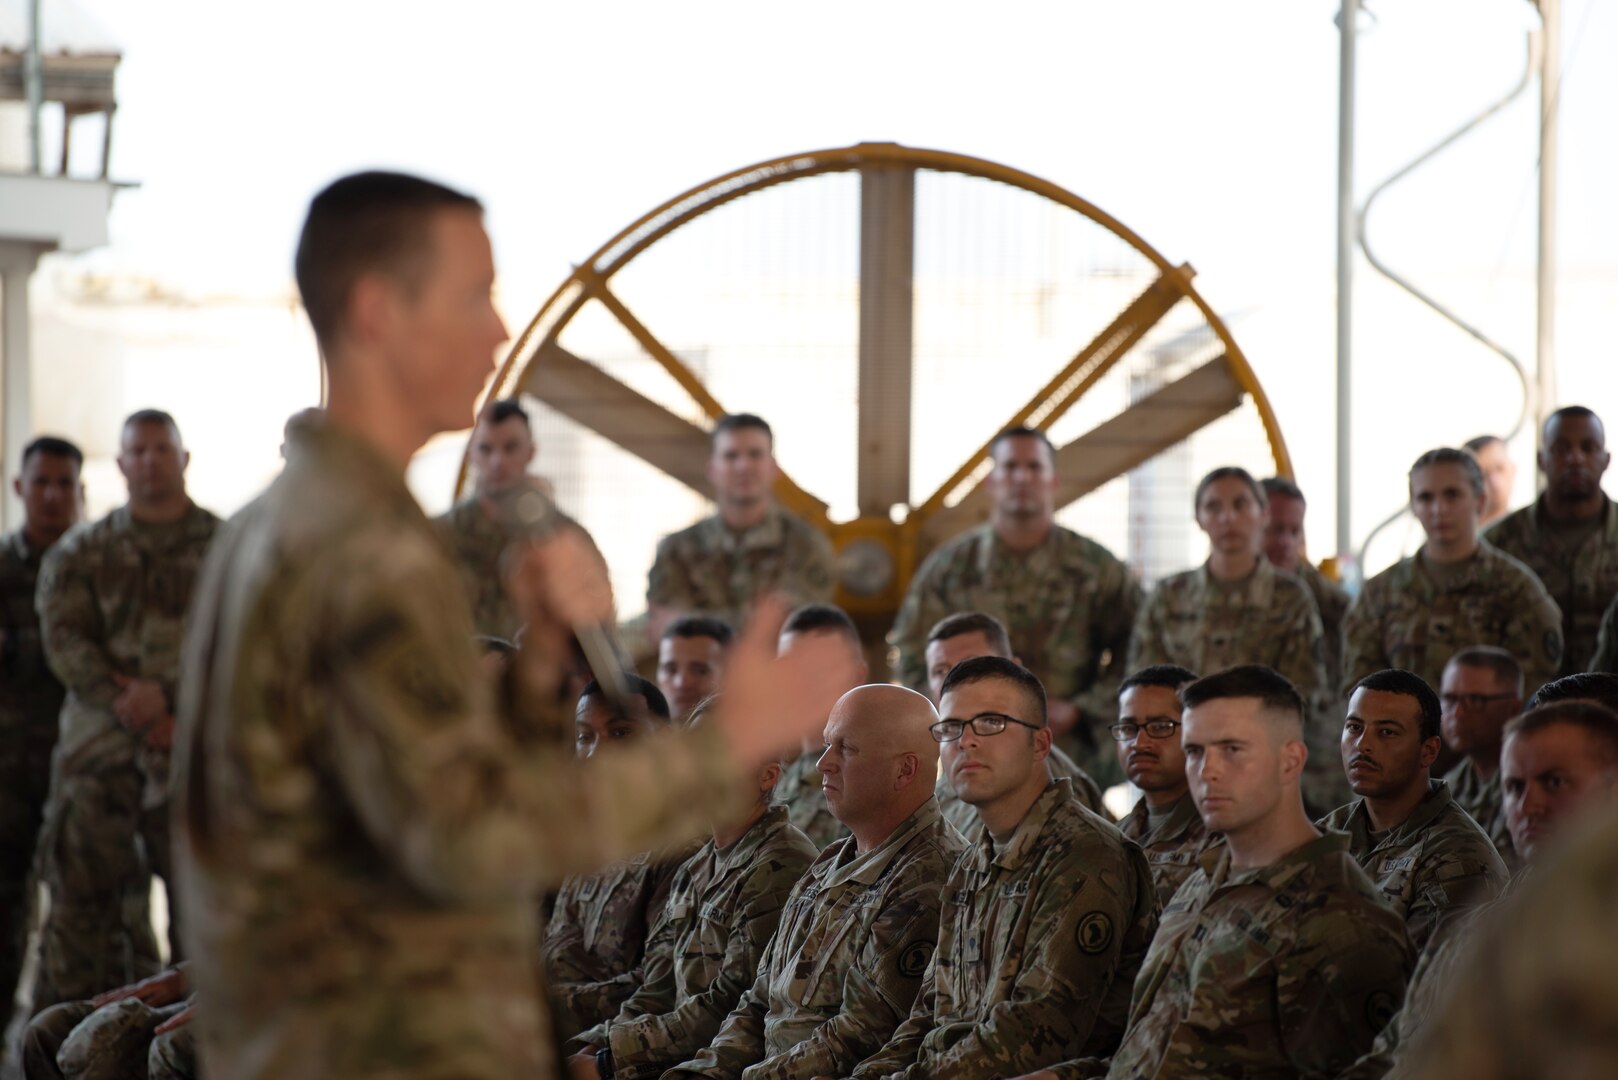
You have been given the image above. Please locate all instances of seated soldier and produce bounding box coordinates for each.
[568,700,819,1080]
[1110,664,1216,911]
[771,605,869,850]
[1319,669,1508,957]
[544,675,703,1039]
[663,684,966,1079]
[1438,647,1525,870]
[1016,665,1413,1080]
[656,616,733,724]
[828,657,1156,1080]
[23,965,195,1080]
[922,612,1108,841]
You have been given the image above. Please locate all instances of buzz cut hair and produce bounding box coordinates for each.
[1180,664,1305,736]
[711,413,773,448]
[661,614,735,648]
[925,611,1013,657]
[22,436,84,468]
[578,672,672,722]
[124,408,180,434]
[1527,672,1618,713]
[1119,664,1199,697]
[1543,405,1602,438]
[1504,700,1618,767]
[1463,434,1505,455]
[1409,447,1485,499]
[988,426,1056,459]
[1260,476,1305,505]
[1353,669,1442,742]
[937,654,1048,729]
[479,398,530,429]
[781,603,861,648]
[1446,646,1525,697]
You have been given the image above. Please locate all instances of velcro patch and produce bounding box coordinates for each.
[1076,911,1115,955]
[896,940,932,979]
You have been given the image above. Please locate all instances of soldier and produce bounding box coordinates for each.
[833,656,1157,1080]
[1318,669,1508,956]
[22,964,194,1080]
[1485,407,1618,678]
[32,410,219,1009]
[1594,591,1618,672]
[773,604,868,850]
[1109,664,1214,910]
[1130,467,1340,814]
[657,615,733,724]
[568,711,818,1080]
[1,435,83,1010]
[1438,647,1524,870]
[1261,475,1350,691]
[437,398,599,640]
[664,684,966,1080]
[544,675,701,1039]
[1464,433,1516,528]
[1013,665,1413,1080]
[922,611,1108,840]
[172,171,847,1079]
[890,427,1141,784]
[646,414,835,641]
[1341,447,1563,708]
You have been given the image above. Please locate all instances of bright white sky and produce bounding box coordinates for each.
[21,0,1618,570]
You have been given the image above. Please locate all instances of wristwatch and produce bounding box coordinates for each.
[595,1048,614,1078]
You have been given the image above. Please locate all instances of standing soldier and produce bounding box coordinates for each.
[890,428,1141,784]
[1464,434,1517,528]
[1,436,83,1012]
[1438,647,1525,870]
[1261,476,1350,691]
[646,414,835,641]
[33,411,219,1009]
[1342,447,1563,709]
[1485,406,1618,678]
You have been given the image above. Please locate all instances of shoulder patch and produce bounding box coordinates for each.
[896,939,932,979]
[1076,911,1115,955]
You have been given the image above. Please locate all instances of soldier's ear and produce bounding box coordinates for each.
[1279,737,1307,781]
[894,751,920,789]
[1418,735,1441,771]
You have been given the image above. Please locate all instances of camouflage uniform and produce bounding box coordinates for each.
[1590,589,1618,672]
[934,743,1109,844]
[890,524,1141,783]
[775,750,849,851]
[665,800,966,1080]
[1485,494,1618,678]
[573,804,818,1079]
[21,993,192,1080]
[1128,559,1345,813]
[1049,831,1414,1080]
[1317,780,1508,956]
[1341,541,1564,705]
[846,780,1157,1079]
[1443,757,1516,873]
[1116,791,1215,913]
[172,422,766,1080]
[1294,559,1351,691]
[0,528,66,1005]
[543,839,702,1039]
[33,501,219,1007]
[647,506,835,630]
[435,491,595,641]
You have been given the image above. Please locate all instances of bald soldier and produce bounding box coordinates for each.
[922,612,1108,841]
[833,657,1156,1080]
[665,685,966,1080]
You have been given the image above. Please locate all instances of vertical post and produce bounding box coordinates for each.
[1,246,43,531]
[1535,0,1560,462]
[857,162,915,517]
[1335,0,1359,558]
[26,0,44,174]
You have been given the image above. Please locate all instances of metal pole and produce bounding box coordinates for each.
[1536,0,1560,460]
[25,0,44,174]
[1336,0,1359,558]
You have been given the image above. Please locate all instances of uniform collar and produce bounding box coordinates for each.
[1193,557,1276,604]
[702,505,787,553]
[1336,780,1453,851]
[1201,829,1349,891]
[1132,790,1203,843]
[1525,493,1618,544]
[970,778,1071,873]
[285,422,423,522]
[822,799,943,889]
[715,803,791,873]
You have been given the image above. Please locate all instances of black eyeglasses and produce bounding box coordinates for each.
[1440,693,1516,711]
[929,713,1044,743]
[1108,719,1183,742]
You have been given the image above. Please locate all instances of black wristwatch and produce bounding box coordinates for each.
[595,1048,614,1078]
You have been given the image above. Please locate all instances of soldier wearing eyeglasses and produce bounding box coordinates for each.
[1437,647,1526,871]
[1109,665,1216,911]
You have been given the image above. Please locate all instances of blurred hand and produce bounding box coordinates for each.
[90,966,187,1009]
[112,675,169,734]
[153,1000,196,1035]
[714,597,851,772]
[507,530,614,697]
[566,1052,602,1080]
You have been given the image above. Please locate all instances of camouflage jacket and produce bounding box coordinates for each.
[576,804,818,1078]
[434,492,591,641]
[890,524,1142,780]
[1443,757,1517,874]
[666,800,966,1080]
[1485,495,1618,678]
[1594,591,1618,672]
[1341,541,1564,705]
[1317,780,1508,957]
[646,507,835,629]
[935,743,1109,844]
[1052,831,1413,1080]
[848,780,1157,1080]
[543,838,702,1039]
[776,749,849,851]
[1117,791,1216,913]
[37,502,218,803]
[172,422,759,1080]
[0,529,65,747]
[1295,559,1351,692]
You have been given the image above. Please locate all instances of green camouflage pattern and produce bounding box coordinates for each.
[1442,758,1517,873]
[934,743,1109,844]
[1295,559,1352,692]
[1591,590,1618,672]
[1116,791,1217,913]
[647,507,835,629]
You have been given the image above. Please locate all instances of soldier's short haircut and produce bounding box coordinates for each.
[781,603,860,647]
[1543,405,1602,441]
[1194,466,1266,512]
[475,635,515,658]
[925,611,1012,657]
[1180,665,1305,735]
[938,655,1048,729]
[662,614,735,648]
[710,413,773,448]
[1408,447,1485,498]
[124,408,180,435]
[1463,434,1505,455]
[1446,646,1525,696]
[988,426,1055,458]
[1354,669,1442,742]
[578,672,672,722]
[1527,672,1618,713]
[479,398,530,429]
[1120,664,1199,697]
[22,435,83,468]
[1260,476,1305,505]
[295,170,483,351]
[1504,700,1618,767]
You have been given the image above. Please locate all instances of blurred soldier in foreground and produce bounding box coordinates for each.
[172,171,843,1079]
[1463,433,1516,528]
[34,411,219,1008]
[1594,591,1618,672]
[656,615,733,724]
[1261,475,1350,691]
[1438,647,1525,869]
[23,964,195,1079]
[772,604,868,850]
